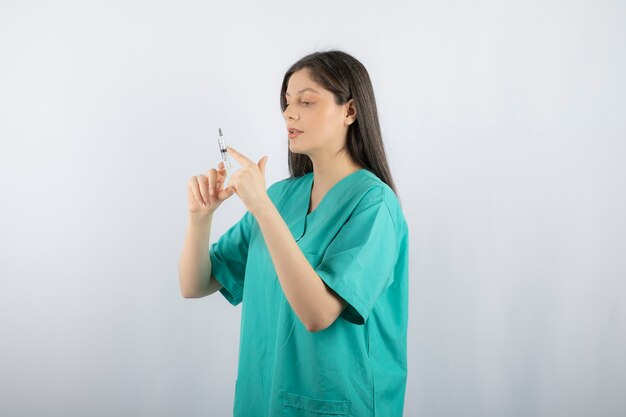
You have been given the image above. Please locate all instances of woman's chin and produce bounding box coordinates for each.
[288,140,305,153]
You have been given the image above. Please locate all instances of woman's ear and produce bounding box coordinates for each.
[344,99,357,126]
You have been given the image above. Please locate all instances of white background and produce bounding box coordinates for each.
[1,0,624,416]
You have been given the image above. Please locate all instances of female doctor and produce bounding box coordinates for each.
[179,50,409,417]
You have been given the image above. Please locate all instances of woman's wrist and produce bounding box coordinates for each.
[188,211,213,229]
[250,195,275,220]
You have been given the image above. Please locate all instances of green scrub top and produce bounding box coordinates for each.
[209,168,409,417]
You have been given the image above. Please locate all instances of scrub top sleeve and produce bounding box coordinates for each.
[209,210,254,306]
[315,196,398,325]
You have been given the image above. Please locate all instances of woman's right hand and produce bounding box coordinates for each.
[187,161,235,218]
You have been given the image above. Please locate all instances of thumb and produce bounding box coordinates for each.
[258,155,268,176]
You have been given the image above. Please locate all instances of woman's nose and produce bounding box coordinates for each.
[283,107,299,121]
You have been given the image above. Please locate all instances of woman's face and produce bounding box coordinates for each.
[283,68,355,156]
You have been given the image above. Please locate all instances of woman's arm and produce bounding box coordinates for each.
[178,214,223,298]
[180,163,233,299]
[254,199,348,332]
[222,146,346,331]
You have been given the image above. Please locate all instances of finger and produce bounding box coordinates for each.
[207,169,218,201]
[190,176,206,206]
[196,175,210,206]
[192,175,206,206]
[224,176,239,196]
[217,185,236,201]
[226,146,254,166]
[206,162,224,178]
[258,155,268,176]
[216,162,227,188]
[227,184,239,197]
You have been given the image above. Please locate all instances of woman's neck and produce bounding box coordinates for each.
[308,152,363,204]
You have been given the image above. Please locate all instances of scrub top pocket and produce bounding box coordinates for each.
[282,392,350,416]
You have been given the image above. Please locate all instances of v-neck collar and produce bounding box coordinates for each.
[304,168,368,219]
[288,168,369,241]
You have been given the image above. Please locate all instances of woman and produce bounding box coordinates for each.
[179,50,409,417]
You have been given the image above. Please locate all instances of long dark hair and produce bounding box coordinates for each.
[279,50,397,195]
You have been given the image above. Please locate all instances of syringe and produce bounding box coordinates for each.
[217,128,232,184]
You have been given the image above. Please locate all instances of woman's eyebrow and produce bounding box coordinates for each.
[285,88,320,96]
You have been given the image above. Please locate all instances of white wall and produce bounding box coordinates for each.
[1,0,624,416]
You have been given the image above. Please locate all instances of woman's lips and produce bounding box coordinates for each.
[288,130,303,139]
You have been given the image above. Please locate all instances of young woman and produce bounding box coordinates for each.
[179,50,409,417]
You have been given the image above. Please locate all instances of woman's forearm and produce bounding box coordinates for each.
[178,214,216,298]
[253,198,346,332]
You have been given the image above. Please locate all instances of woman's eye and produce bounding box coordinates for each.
[284,100,312,108]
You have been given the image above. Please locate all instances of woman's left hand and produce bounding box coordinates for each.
[225,146,271,216]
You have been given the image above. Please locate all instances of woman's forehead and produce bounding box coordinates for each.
[286,69,324,96]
